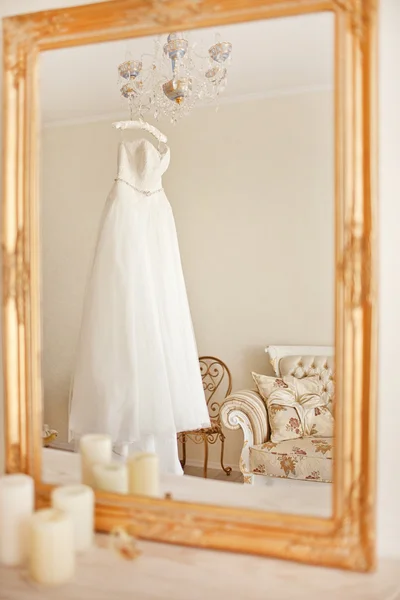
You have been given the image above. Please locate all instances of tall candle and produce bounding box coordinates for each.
[93,462,128,494]
[0,474,34,566]
[128,453,159,497]
[51,484,94,552]
[29,508,75,585]
[79,434,112,487]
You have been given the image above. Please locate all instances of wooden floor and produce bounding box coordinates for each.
[183,465,243,483]
[48,441,244,484]
[43,448,332,516]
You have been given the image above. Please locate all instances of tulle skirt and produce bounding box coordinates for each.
[69,180,210,460]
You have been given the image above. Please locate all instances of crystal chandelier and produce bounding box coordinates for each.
[118,32,233,124]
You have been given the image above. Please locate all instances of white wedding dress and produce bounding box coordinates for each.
[69,138,210,475]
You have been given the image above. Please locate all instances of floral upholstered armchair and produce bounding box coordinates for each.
[220,346,334,485]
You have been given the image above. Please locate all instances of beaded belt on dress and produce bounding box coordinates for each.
[114,177,163,197]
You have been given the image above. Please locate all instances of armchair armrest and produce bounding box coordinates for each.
[220,390,270,483]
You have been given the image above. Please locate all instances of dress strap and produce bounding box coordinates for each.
[114,177,163,197]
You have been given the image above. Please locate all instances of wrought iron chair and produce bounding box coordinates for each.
[178,356,232,478]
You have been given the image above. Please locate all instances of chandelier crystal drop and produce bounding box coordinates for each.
[118,32,233,124]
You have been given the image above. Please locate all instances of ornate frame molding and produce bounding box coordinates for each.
[2,0,377,571]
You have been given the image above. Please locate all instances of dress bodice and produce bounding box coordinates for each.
[117,139,170,194]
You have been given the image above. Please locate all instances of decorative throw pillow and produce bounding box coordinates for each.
[252,373,334,443]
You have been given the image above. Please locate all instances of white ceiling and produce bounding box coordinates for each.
[40,12,333,125]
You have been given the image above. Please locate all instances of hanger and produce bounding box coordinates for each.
[112,119,168,144]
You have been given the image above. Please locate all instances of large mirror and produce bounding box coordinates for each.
[40,13,334,517]
[2,0,377,571]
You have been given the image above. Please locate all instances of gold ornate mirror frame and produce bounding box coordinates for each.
[2,0,377,571]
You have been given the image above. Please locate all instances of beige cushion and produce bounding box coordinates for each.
[252,373,334,443]
[249,437,333,482]
[278,355,335,411]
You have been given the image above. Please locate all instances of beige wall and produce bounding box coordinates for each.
[377,0,400,558]
[41,90,334,467]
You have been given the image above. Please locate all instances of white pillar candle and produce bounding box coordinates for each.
[0,474,34,566]
[128,453,159,497]
[51,484,94,552]
[29,508,75,586]
[93,462,128,494]
[79,434,112,487]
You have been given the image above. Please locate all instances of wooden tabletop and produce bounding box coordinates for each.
[0,535,399,600]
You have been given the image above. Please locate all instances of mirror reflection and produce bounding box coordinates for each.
[40,13,334,517]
